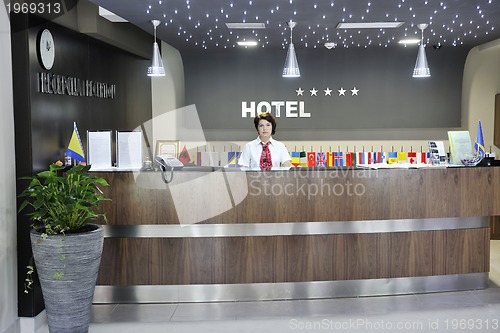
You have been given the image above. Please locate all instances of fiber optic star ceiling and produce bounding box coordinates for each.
[90,0,500,50]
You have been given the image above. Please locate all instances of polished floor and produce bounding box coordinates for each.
[35,240,500,333]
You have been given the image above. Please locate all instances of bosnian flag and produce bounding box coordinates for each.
[66,122,85,162]
[474,120,486,157]
[227,152,241,168]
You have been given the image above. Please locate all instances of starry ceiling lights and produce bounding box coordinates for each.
[413,23,431,78]
[95,0,500,50]
[147,19,166,77]
[282,21,300,78]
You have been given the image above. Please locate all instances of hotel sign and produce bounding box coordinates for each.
[241,101,310,118]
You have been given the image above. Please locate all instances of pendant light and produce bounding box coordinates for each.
[148,20,165,77]
[282,21,300,78]
[412,23,430,78]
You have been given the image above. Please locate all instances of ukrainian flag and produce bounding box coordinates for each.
[66,122,85,162]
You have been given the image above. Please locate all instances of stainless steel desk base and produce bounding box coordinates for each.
[93,272,488,304]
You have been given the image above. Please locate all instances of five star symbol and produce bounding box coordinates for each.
[295,87,360,97]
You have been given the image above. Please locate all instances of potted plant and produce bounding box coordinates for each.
[18,161,110,333]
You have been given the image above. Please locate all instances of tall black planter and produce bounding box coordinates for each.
[30,224,104,333]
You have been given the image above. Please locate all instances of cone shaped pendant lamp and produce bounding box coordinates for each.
[282,21,300,78]
[412,24,430,78]
[148,20,166,77]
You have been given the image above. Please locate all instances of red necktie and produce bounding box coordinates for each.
[260,142,272,170]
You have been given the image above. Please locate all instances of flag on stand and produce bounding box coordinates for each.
[227,152,241,168]
[387,152,398,164]
[66,122,85,162]
[334,152,343,166]
[307,152,316,167]
[474,120,485,157]
[417,152,427,164]
[326,152,334,167]
[316,152,326,167]
[299,151,308,167]
[355,152,363,165]
[397,151,407,163]
[201,152,219,166]
[196,151,202,166]
[362,152,373,164]
[345,152,354,167]
[373,152,387,164]
[179,145,191,164]
[291,151,301,167]
[227,151,241,168]
[220,152,229,167]
[407,152,417,164]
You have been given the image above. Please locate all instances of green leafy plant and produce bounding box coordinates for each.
[18,163,110,234]
[18,162,111,293]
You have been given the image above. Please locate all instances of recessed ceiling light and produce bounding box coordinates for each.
[399,39,420,44]
[226,23,266,29]
[336,22,405,29]
[98,6,128,22]
[237,41,258,46]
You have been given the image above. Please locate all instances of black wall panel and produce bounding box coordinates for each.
[183,46,468,141]
[12,14,152,316]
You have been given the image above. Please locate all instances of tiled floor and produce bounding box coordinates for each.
[35,241,500,333]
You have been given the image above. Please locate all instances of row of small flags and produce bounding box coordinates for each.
[291,150,431,167]
[186,147,432,168]
[181,120,487,167]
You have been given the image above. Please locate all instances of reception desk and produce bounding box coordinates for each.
[92,166,499,303]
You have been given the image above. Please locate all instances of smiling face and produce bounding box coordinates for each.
[257,119,272,142]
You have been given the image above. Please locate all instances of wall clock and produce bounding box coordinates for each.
[38,29,55,70]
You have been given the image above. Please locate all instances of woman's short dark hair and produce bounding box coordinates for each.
[254,112,276,135]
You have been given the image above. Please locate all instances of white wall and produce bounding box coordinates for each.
[151,41,185,146]
[462,39,500,157]
[0,5,19,333]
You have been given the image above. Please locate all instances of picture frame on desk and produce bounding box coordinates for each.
[155,140,180,158]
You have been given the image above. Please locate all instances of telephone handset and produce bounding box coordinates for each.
[155,155,183,184]
[155,155,184,170]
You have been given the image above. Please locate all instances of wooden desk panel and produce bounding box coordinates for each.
[93,167,494,291]
[95,167,497,225]
[97,228,488,285]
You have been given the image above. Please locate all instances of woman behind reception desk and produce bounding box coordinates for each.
[239,112,292,170]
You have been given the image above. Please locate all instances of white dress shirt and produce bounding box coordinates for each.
[239,137,291,169]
